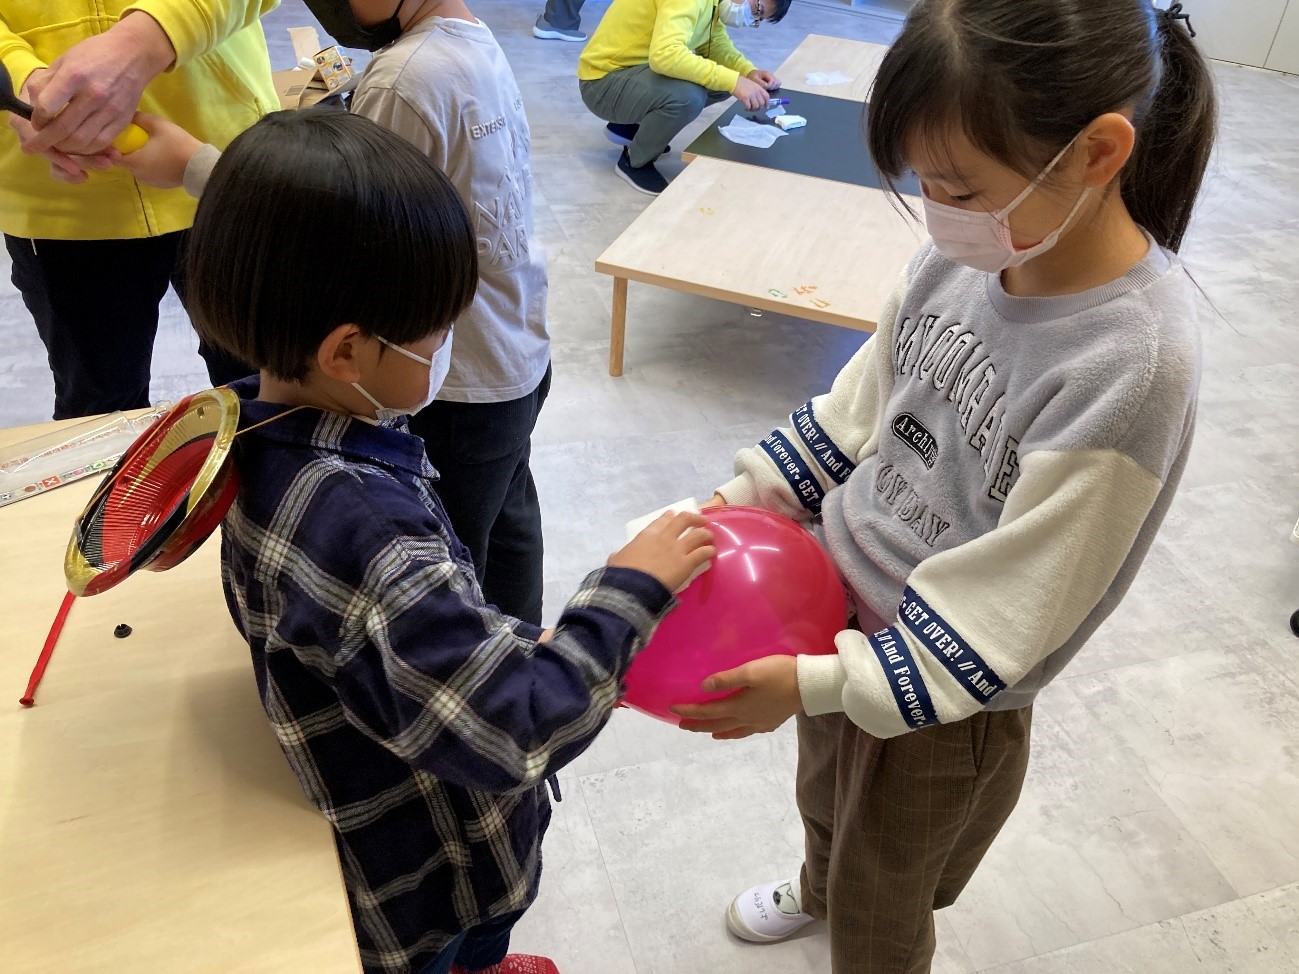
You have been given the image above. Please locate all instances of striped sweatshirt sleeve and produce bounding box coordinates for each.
[716,244,1200,738]
[797,313,1200,739]
[715,268,907,516]
[797,429,1194,737]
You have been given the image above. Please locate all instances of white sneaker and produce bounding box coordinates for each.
[726,878,817,943]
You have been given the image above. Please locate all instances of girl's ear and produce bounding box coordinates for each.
[1080,111,1137,189]
[316,323,368,384]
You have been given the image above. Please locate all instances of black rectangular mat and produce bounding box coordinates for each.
[683,90,922,197]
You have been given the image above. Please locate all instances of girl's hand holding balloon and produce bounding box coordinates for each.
[672,655,802,739]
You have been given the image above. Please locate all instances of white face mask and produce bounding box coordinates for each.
[351,331,453,422]
[719,0,757,28]
[920,135,1092,274]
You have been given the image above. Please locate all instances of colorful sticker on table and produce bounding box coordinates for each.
[795,285,818,296]
[768,288,789,298]
[811,298,831,309]
[699,207,715,216]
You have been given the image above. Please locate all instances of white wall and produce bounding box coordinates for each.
[1163,0,1298,74]
[1265,0,1299,73]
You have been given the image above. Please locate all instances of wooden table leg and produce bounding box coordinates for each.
[609,277,628,377]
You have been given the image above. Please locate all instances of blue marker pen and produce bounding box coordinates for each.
[770,98,791,106]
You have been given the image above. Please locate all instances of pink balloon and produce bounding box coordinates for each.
[622,506,847,724]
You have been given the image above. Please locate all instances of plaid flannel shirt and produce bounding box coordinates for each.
[219,378,673,974]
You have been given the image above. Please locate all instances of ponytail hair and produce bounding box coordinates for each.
[867,0,1218,252]
[1127,7,1217,251]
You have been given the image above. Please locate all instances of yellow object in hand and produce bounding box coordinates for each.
[112,123,150,154]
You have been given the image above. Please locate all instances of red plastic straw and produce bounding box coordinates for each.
[19,591,75,707]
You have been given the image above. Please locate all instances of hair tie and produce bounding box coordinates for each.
[1162,2,1197,37]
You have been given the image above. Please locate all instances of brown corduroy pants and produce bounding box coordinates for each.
[795,706,1033,973]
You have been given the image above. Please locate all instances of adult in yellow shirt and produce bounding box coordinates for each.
[1,2,278,420]
[579,0,789,195]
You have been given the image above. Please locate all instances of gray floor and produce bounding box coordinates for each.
[3,2,1299,971]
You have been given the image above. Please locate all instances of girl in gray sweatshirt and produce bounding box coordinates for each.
[673,1,1218,969]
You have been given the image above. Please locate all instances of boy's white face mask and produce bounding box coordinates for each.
[352,331,453,422]
[921,134,1091,274]
[719,0,757,28]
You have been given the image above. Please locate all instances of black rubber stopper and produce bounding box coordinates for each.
[113,623,133,639]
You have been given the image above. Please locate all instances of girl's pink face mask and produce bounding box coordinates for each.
[921,134,1092,274]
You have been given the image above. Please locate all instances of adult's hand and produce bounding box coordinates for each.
[748,69,781,91]
[24,11,175,157]
[9,72,117,184]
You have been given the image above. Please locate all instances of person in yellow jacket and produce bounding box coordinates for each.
[1,1,278,419]
[578,0,789,195]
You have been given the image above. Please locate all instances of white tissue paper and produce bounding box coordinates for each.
[766,104,787,118]
[719,115,789,149]
[624,497,709,593]
[625,497,701,541]
[774,114,807,131]
[805,71,852,86]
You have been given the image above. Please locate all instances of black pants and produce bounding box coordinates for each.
[409,366,552,626]
[6,232,253,420]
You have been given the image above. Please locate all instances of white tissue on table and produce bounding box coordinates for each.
[766,104,787,118]
[719,115,789,149]
[805,71,852,86]
[774,114,807,131]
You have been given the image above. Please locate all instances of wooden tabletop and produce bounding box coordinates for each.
[595,154,923,330]
[596,35,919,335]
[0,419,360,973]
[772,33,889,103]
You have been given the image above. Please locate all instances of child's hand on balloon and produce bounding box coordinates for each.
[701,493,727,510]
[111,112,201,189]
[671,655,802,739]
[609,511,716,594]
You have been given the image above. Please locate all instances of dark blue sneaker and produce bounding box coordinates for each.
[615,147,668,196]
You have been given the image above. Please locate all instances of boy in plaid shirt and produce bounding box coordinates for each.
[180,111,714,974]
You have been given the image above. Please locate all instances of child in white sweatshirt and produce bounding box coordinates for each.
[122,0,554,632]
[671,0,1217,969]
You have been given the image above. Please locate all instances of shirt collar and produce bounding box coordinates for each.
[227,375,436,480]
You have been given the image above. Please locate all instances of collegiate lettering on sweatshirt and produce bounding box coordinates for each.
[721,238,1202,738]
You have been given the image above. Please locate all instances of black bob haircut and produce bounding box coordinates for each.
[185,109,478,382]
[769,0,793,23]
[866,0,1216,252]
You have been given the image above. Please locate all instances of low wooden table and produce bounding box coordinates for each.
[0,419,360,973]
[595,35,919,376]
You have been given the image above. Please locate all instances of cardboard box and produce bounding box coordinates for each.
[270,28,357,111]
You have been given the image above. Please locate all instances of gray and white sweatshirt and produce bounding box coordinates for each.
[717,239,1202,738]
